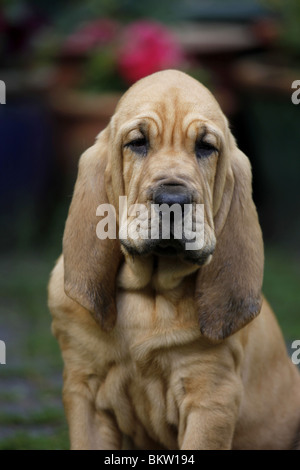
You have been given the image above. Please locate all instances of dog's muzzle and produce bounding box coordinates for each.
[120,183,215,265]
[153,184,192,208]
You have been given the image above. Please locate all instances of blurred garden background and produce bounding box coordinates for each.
[0,0,300,450]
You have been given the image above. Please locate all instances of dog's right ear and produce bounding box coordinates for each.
[63,128,123,330]
[196,144,264,342]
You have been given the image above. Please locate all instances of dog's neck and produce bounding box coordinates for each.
[117,252,199,293]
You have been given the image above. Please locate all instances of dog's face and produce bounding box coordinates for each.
[108,71,228,265]
[63,69,264,340]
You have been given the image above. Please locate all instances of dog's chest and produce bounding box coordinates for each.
[95,288,201,449]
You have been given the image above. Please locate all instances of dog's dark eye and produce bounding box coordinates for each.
[195,141,217,159]
[125,138,148,157]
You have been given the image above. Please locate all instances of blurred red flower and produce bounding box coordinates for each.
[118,21,184,84]
[63,19,119,55]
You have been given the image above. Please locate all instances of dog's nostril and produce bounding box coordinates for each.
[155,193,191,207]
[153,185,192,208]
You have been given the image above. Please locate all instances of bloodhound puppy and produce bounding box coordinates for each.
[48,70,300,450]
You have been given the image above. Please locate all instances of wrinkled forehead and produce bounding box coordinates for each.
[111,71,227,137]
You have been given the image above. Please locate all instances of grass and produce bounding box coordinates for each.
[0,243,299,449]
[263,245,300,339]
[0,429,69,451]
[0,249,69,450]
[0,408,64,426]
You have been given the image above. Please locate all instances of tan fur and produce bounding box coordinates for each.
[48,70,300,450]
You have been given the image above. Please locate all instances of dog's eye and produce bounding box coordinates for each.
[195,141,217,159]
[125,138,148,157]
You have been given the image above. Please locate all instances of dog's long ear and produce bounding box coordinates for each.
[63,128,123,330]
[196,142,264,342]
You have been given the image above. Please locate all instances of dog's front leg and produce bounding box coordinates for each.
[63,385,122,450]
[179,407,237,450]
[178,377,242,450]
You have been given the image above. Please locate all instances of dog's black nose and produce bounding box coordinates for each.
[153,185,192,207]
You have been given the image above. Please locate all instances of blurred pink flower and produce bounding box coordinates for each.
[118,21,184,84]
[63,19,119,55]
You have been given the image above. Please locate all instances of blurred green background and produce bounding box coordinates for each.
[0,0,300,450]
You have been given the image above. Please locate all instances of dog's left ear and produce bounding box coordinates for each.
[63,128,123,331]
[196,143,264,342]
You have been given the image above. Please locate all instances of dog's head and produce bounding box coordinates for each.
[63,70,264,341]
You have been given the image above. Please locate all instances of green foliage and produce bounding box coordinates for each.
[82,47,127,93]
[265,0,300,53]
[0,429,69,450]
[280,0,300,53]
[263,246,300,339]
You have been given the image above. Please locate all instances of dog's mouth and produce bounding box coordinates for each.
[153,240,214,265]
[120,235,215,266]
[153,239,183,257]
[119,199,216,265]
